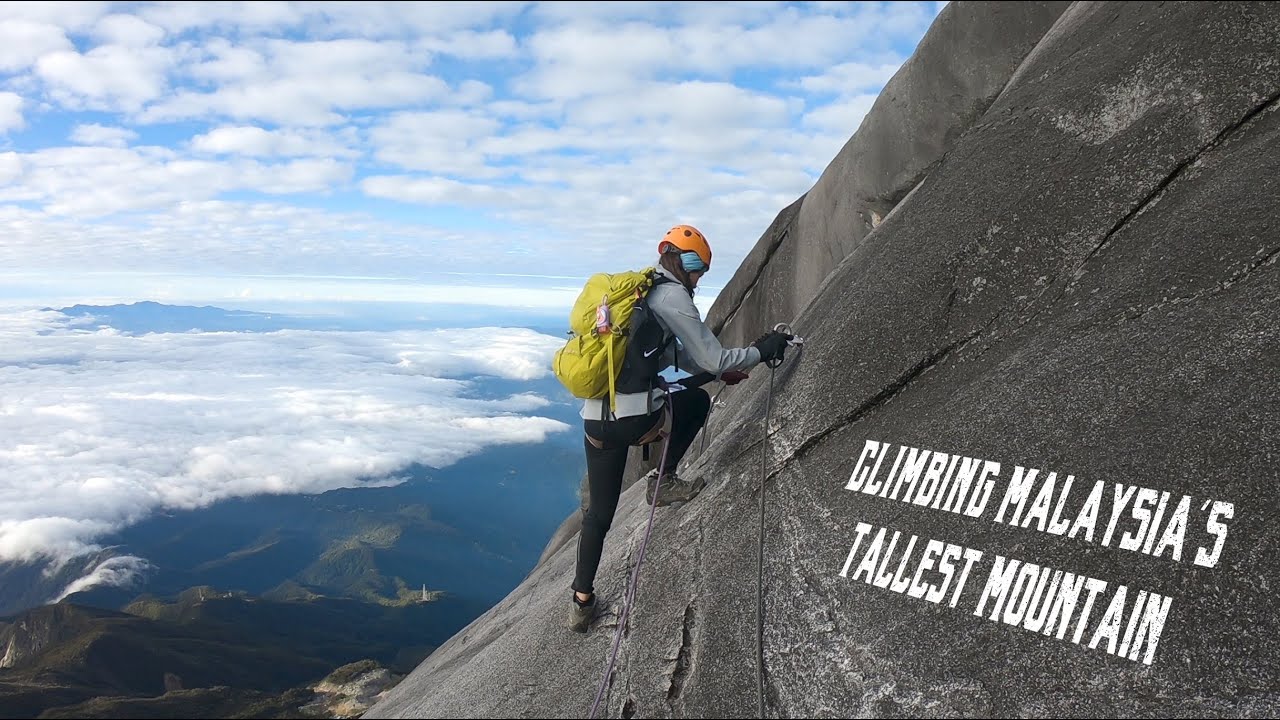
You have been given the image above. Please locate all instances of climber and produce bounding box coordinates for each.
[568,224,793,633]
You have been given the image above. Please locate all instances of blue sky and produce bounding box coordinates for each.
[0,1,945,311]
[0,2,944,596]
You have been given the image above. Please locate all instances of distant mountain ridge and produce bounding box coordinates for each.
[0,590,456,719]
[51,301,344,334]
[2,439,582,615]
[49,300,570,337]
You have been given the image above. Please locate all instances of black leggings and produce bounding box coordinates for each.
[572,388,711,596]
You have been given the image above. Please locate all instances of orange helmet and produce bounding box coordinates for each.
[658,225,712,270]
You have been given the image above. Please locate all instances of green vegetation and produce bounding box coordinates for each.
[35,686,318,719]
[0,590,458,719]
[320,660,380,688]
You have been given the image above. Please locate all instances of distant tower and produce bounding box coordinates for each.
[421,584,427,602]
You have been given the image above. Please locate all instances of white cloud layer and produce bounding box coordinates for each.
[0,1,944,298]
[0,91,21,131]
[0,309,572,568]
[70,123,139,147]
[0,18,74,72]
[53,554,153,601]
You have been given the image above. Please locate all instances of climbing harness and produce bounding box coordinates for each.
[588,421,673,719]
[757,323,802,719]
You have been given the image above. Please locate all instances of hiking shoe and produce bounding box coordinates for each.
[567,594,597,633]
[645,469,707,507]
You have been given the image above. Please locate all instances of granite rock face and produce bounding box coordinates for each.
[366,2,1280,718]
[704,0,1074,347]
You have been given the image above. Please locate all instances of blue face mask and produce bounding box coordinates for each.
[680,251,707,273]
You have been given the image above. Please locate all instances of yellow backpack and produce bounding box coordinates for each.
[552,267,663,411]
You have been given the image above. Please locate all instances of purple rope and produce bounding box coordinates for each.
[588,431,672,719]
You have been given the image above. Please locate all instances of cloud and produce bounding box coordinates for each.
[0,4,108,30]
[92,13,166,47]
[371,110,504,175]
[0,92,23,132]
[185,37,266,83]
[0,18,74,72]
[393,330,569,378]
[568,79,794,132]
[142,38,450,126]
[36,43,175,113]
[134,2,308,35]
[802,92,881,133]
[0,201,504,277]
[0,152,23,188]
[235,157,354,194]
[0,309,573,568]
[517,5,923,101]
[416,29,519,60]
[70,123,138,147]
[305,3,526,43]
[53,554,152,601]
[0,2,941,306]
[0,517,121,566]
[798,61,905,95]
[0,146,358,216]
[133,2,524,40]
[362,175,516,207]
[190,125,361,158]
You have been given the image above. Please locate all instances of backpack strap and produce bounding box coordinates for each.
[606,270,681,430]
[605,298,617,414]
[646,273,680,372]
[649,272,679,292]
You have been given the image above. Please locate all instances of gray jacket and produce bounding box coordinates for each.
[580,265,762,421]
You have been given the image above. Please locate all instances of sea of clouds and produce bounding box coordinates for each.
[0,307,571,594]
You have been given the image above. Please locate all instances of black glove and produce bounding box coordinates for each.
[752,331,792,365]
